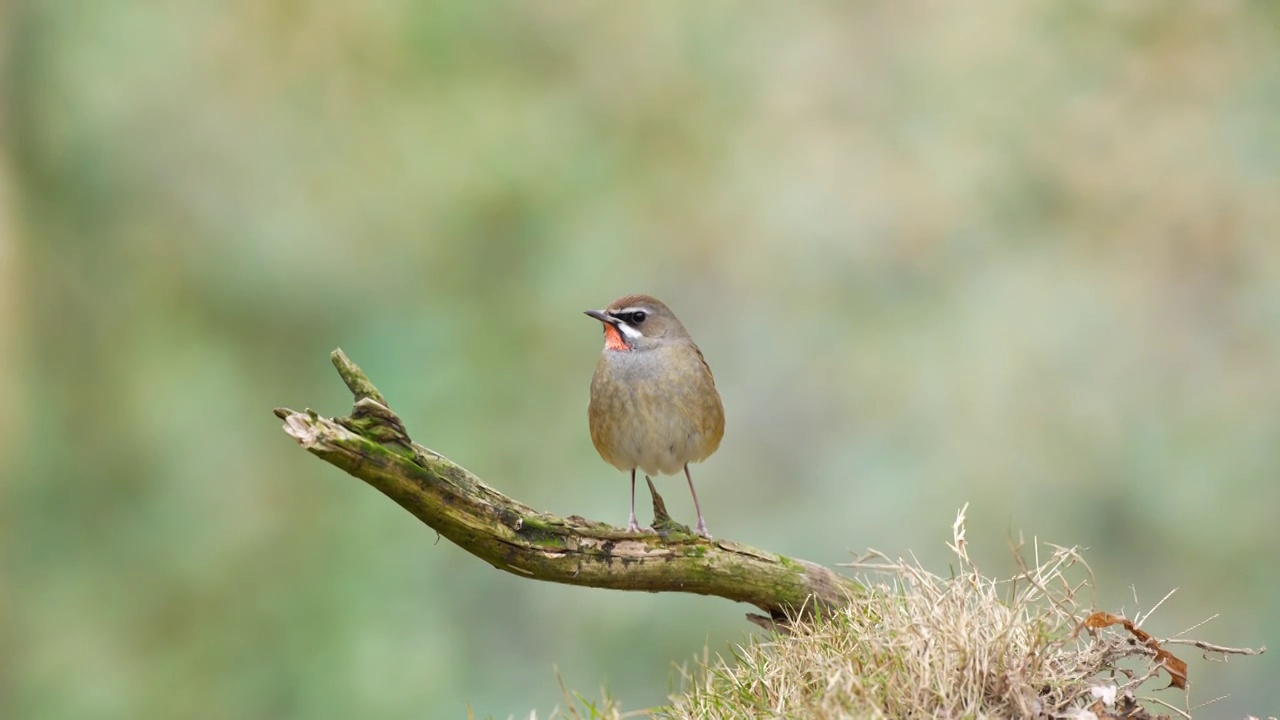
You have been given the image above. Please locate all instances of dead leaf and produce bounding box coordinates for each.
[1074,611,1188,690]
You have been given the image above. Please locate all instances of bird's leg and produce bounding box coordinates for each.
[627,468,642,532]
[684,464,710,538]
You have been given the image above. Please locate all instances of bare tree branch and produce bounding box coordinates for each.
[275,349,861,623]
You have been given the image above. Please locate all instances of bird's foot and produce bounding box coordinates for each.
[626,517,643,533]
[695,522,712,540]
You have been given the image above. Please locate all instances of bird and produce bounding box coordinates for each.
[584,294,725,538]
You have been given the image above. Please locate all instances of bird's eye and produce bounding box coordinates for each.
[629,311,647,324]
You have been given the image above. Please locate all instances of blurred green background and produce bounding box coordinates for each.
[3,2,1277,718]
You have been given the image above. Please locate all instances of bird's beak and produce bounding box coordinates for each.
[584,309,619,325]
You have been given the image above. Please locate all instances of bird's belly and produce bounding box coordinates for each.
[606,411,706,476]
[589,348,723,477]
[590,388,713,476]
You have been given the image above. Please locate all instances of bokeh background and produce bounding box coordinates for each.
[3,2,1277,718]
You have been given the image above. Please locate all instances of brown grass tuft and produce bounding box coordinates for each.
[541,505,1263,719]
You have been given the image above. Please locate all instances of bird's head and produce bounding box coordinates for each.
[584,294,689,352]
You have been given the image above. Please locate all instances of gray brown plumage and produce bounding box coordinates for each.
[585,294,725,537]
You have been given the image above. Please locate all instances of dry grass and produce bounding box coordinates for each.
[537,506,1262,720]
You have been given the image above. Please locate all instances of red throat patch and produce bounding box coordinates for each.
[603,324,631,351]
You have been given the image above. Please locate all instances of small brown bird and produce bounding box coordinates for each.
[585,294,725,537]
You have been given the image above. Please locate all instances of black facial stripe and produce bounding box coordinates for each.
[608,309,647,325]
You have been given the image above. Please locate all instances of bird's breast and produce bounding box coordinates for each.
[588,345,725,476]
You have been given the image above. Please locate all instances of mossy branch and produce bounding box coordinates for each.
[275,349,860,623]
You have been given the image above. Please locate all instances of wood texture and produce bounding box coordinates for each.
[275,349,860,624]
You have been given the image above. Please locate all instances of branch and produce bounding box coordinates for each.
[276,349,860,623]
